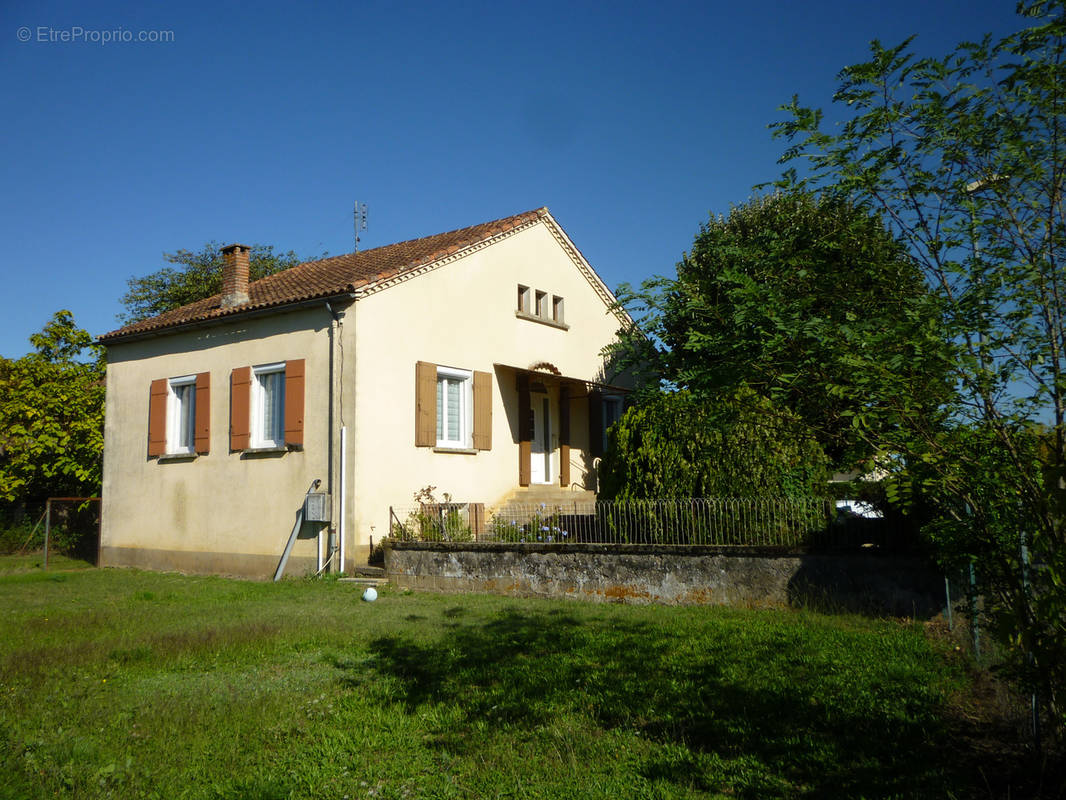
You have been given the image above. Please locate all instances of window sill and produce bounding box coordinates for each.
[433,446,478,455]
[156,452,198,463]
[239,445,299,459]
[515,310,569,330]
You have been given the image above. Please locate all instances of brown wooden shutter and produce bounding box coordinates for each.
[588,389,604,458]
[194,372,210,454]
[468,503,485,536]
[415,361,436,447]
[148,378,168,457]
[559,383,571,487]
[518,372,531,486]
[230,367,251,451]
[284,359,305,447]
[472,370,492,451]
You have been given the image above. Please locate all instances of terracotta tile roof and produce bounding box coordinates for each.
[100,207,549,343]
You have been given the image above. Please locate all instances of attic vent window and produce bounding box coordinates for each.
[515,284,569,330]
[535,290,548,318]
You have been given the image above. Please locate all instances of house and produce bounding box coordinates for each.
[98,208,631,577]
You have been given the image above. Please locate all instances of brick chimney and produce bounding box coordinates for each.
[220,244,251,307]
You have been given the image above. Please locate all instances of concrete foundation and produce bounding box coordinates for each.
[99,545,318,580]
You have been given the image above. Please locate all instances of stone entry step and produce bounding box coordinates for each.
[352,565,386,578]
[491,487,597,515]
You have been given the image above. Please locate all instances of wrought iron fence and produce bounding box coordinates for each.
[389,497,918,550]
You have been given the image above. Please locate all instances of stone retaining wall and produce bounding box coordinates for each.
[383,541,945,617]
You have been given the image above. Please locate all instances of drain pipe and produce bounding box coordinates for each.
[339,425,347,573]
[324,300,342,571]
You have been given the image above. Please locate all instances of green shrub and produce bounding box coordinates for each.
[0,519,39,554]
[599,388,830,501]
[394,487,473,542]
[488,506,567,543]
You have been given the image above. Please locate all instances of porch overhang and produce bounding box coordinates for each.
[493,363,628,489]
[490,362,629,398]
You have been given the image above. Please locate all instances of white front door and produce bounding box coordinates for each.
[530,396,552,484]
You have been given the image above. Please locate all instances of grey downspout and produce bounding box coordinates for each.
[324,301,342,570]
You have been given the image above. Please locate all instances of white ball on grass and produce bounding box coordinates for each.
[362,587,378,602]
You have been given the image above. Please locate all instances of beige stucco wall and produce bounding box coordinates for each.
[101,307,336,577]
[343,219,625,567]
[101,217,625,578]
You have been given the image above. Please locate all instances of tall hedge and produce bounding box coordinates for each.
[598,388,829,501]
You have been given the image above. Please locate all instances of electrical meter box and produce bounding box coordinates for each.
[303,492,331,523]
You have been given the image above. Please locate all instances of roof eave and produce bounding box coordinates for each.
[98,291,358,347]
[537,210,633,328]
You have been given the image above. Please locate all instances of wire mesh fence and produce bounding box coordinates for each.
[389,497,920,551]
[0,498,101,565]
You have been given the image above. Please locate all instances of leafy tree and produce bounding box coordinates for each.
[0,311,105,506]
[599,388,830,501]
[773,1,1066,729]
[612,190,947,471]
[118,243,310,323]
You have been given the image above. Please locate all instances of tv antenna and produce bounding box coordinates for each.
[354,201,368,252]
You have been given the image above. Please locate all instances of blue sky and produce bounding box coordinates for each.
[0,0,1028,358]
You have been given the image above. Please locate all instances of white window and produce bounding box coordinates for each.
[166,375,196,454]
[602,395,623,452]
[436,366,472,448]
[252,363,285,448]
[517,284,531,313]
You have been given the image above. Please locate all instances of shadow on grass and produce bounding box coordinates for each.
[786,555,945,619]
[334,607,1017,798]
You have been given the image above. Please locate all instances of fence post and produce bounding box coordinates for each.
[968,560,980,660]
[944,575,953,631]
[1020,527,1040,752]
[43,498,52,570]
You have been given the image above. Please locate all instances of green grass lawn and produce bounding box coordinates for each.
[0,559,1048,799]
[0,553,94,577]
